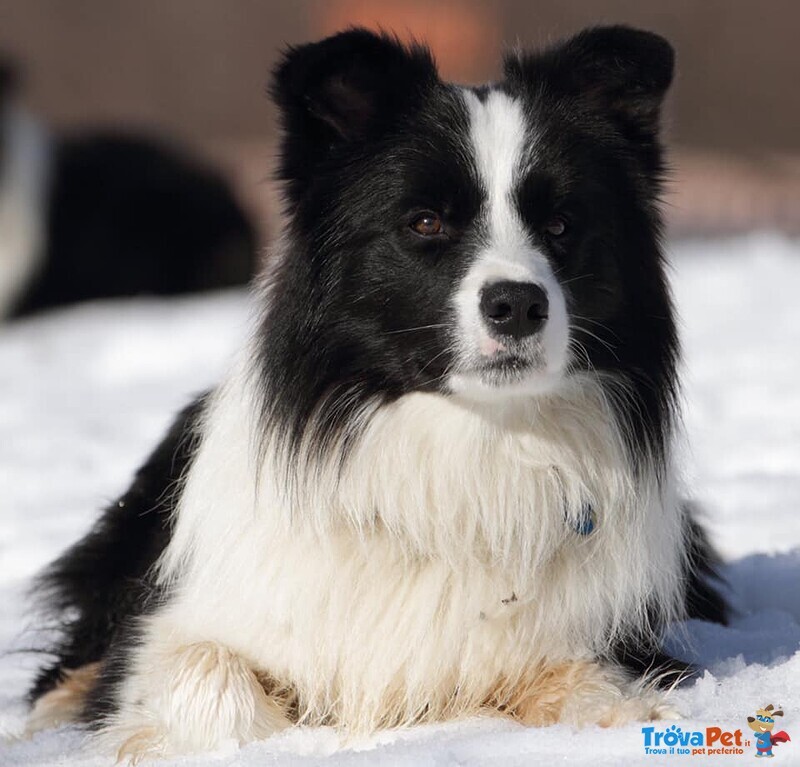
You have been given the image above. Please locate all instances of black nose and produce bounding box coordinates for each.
[480,281,549,340]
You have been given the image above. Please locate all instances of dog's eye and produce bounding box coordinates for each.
[544,216,567,237]
[410,211,444,237]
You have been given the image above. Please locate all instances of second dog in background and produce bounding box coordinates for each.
[0,58,257,320]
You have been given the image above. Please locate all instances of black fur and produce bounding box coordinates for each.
[30,394,207,713]
[262,31,468,471]
[30,26,728,720]
[9,133,257,316]
[612,509,728,687]
[682,508,729,625]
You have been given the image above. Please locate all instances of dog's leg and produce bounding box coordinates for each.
[507,660,679,728]
[101,641,291,762]
[25,662,100,734]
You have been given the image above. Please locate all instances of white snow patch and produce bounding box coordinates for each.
[1,235,799,765]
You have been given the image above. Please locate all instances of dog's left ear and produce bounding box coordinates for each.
[271,29,438,197]
[506,25,674,135]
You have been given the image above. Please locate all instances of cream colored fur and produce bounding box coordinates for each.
[100,642,291,762]
[25,662,100,734]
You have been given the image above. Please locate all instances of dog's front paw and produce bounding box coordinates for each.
[115,726,168,765]
[100,640,292,761]
[512,660,682,728]
[594,691,681,727]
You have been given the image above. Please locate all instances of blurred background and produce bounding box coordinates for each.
[3,0,800,258]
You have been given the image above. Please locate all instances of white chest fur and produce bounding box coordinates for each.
[144,360,685,731]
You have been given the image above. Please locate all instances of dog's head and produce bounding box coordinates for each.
[262,27,677,454]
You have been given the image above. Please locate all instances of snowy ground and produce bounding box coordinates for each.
[1,234,799,766]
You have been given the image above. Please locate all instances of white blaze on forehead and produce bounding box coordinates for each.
[450,88,570,398]
[461,88,530,257]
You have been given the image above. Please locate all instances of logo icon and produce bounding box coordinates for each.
[746,704,791,758]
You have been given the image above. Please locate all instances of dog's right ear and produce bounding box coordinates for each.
[271,29,437,198]
[506,26,673,140]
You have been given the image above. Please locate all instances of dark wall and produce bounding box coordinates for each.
[1,0,798,153]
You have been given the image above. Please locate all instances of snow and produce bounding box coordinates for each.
[1,233,799,766]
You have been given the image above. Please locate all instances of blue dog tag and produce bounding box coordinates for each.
[571,501,596,536]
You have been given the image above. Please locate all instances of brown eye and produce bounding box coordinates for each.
[410,211,444,237]
[545,216,567,237]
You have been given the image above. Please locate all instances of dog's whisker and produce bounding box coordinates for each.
[570,325,620,361]
[385,323,449,335]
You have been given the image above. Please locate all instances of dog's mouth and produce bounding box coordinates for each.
[472,353,555,389]
[448,345,564,398]
[478,354,533,374]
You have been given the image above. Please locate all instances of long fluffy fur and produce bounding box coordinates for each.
[145,357,684,727]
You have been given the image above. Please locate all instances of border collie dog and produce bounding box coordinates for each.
[27,26,726,759]
[0,59,255,319]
